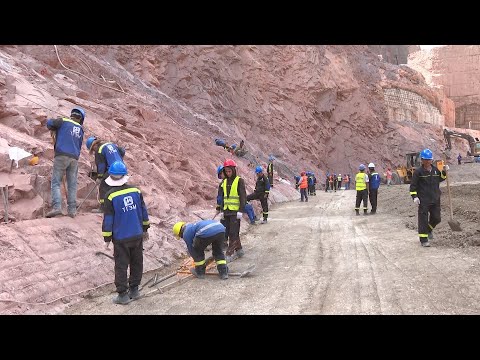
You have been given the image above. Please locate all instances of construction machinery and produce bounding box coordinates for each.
[443,128,480,159]
[394,152,444,184]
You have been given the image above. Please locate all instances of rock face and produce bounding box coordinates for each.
[408,45,480,130]
[0,45,475,313]
[369,45,420,64]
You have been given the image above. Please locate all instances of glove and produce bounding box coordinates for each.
[413,197,420,205]
[143,232,149,242]
[236,212,243,220]
[444,165,450,171]
[220,212,225,220]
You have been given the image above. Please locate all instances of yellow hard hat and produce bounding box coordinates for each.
[173,222,186,237]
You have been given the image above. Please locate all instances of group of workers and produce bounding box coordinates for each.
[43,107,448,307]
[46,107,150,305]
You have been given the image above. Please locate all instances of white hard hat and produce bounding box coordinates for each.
[368,162,375,168]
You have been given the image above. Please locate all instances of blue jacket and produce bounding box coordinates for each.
[102,184,150,242]
[95,142,126,178]
[47,117,84,160]
[369,172,381,190]
[182,220,225,254]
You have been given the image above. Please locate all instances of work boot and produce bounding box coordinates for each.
[428,232,434,240]
[421,241,431,247]
[236,248,245,258]
[46,209,62,218]
[250,220,256,225]
[217,264,228,280]
[226,253,238,263]
[68,211,76,218]
[370,210,376,215]
[363,210,368,216]
[112,291,131,305]
[190,265,206,279]
[355,210,360,216]
[129,286,141,300]
[260,218,268,224]
[91,208,103,214]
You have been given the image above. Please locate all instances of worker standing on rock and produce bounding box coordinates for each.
[102,161,150,304]
[46,107,86,218]
[217,159,247,262]
[409,148,448,247]
[86,136,126,213]
[267,155,274,187]
[355,164,369,216]
[172,220,228,280]
[247,165,270,224]
[367,163,381,214]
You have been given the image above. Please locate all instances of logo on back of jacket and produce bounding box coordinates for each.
[107,144,118,154]
[71,126,82,138]
[123,196,136,212]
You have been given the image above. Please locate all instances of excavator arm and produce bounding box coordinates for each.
[443,128,480,157]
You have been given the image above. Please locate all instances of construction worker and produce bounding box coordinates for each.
[355,164,369,216]
[457,153,462,165]
[102,161,150,304]
[86,136,126,213]
[267,155,274,187]
[294,175,301,190]
[299,171,308,202]
[343,174,349,190]
[172,220,228,280]
[386,168,393,186]
[333,173,338,192]
[247,165,270,224]
[216,159,246,262]
[337,173,342,190]
[328,173,334,192]
[46,107,86,218]
[367,163,381,214]
[325,172,330,192]
[307,172,314,195]
[409,148,448,247]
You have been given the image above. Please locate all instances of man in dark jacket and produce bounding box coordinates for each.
[247,165,270,224]
[85,136,126,213]
[409,148,448,247]
[46,107,86,218]
[217,159,246,262]
[102,161,150,304]
[367,163,381,214]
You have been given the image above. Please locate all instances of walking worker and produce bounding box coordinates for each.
[172,220,228,280]
[457,153,462,165]
[46,106,86,218]
[85,136,126,212]
[246,165,270,224]
[299,171,308,202]
[367,163,381,214]
[267,155,274,187]
[355,164,369,216]
[102,161,150,304]
[409,148,448,247]
[386,168,393,186]
[217,159,247,262]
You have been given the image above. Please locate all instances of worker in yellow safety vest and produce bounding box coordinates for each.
[355,164,369,216]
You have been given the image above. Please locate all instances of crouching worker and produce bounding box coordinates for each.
[102,161,150,305]
[173,220,228,280]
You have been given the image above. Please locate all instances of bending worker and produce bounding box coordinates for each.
[173,220,228,280]
[246,165,270,224]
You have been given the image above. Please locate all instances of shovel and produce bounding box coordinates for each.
[444,163,462,231]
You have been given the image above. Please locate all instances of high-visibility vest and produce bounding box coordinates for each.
[299,175,308,189]
[222,176,240,211]
[355,172,367,191]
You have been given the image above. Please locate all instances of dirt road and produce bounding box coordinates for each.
[66,187,480,315]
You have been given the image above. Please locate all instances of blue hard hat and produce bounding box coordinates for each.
[217,165,224,174]
[71,107,86,122]
[108,161,128,176]
[420,148,433,160]
[86,136,96,150]
[255,165,263,174]
[359,164,366,171]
